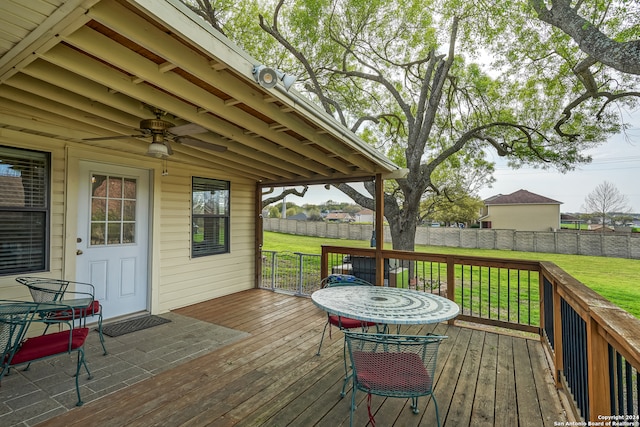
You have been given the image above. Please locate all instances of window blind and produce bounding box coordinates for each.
[0,146,49,274]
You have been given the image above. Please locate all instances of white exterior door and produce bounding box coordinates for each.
[76,161,150,320]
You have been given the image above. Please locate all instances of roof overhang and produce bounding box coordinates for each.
[0,0,401,185]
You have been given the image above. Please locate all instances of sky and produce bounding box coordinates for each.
[478,108,640,213]
[277,108,640,214]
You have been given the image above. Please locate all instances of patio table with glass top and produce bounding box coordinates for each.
[311,286,460,326]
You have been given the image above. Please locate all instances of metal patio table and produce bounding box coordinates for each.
[311,286,459,326]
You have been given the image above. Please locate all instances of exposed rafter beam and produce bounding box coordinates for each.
[86,1,373,172]
[29,52,303,179]
[0,0,98,82]
[57,29,332,177]
[0,93,271,179]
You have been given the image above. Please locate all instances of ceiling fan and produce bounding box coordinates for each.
[83,109,227,158]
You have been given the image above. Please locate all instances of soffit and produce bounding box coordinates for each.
[0,0,399,186]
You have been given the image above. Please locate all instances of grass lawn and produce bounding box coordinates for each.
[263,231,640,319]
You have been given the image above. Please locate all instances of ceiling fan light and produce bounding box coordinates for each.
[146,142,169,158]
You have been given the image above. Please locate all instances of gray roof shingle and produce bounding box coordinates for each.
[484,189,561,205]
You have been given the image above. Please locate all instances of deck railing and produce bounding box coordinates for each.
[540,262,640,422]
[259,245,640,423]
[260,250,321,295]
[319,245,542,333]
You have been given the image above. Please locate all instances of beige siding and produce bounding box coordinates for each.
[155,164,256,313]
[0,132,258,316]
[0,131,66,298]
[485,204,560,231]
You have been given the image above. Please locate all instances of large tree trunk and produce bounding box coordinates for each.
[386,208,418,251]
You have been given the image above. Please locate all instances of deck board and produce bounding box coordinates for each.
[36,289,565,427]
[470,332,498,427]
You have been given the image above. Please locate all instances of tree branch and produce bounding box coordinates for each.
[258,2,348,125]
[529,0,640,75]
[555,90,640,139]
[261,186,309,209]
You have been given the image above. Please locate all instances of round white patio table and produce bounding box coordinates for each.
[311,285,459,325]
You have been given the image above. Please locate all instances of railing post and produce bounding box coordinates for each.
[296,252,304,295]
[270,252,276,291]
[587,316,611,422]
[321,246,328,279]
[446,255,456,324]
[553,280,563,388]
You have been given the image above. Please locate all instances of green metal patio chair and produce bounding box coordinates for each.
[316,274,379,357]
[16,277,107,355]
[0,300,93,406]
[316,274,382,397]
[344,331,447,427]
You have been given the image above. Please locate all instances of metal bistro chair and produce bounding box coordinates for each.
[0,300,93,406]
[344,331,447,427]
[316,274,380,357]
[16,277,107,355]
[316,274,382,397]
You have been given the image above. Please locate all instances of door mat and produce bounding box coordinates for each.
[102,315,171,337]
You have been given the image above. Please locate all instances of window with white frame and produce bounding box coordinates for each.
[0,146,50,275]
[192,177,229,257]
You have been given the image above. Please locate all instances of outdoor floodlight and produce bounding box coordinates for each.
[252,65,297,91]
[276,70,297,91]
[252,65,278,89]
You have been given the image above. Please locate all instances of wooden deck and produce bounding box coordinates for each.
[37,289,566,426]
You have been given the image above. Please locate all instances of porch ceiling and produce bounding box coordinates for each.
[0,0,399,186]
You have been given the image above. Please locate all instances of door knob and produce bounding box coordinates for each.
[76,249,83,255]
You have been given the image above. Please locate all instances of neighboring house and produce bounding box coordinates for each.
[0,0,400,320]
[354,209,374,223]
[286,213,307,221]
[325,212,354,222]
[478,189,562,231]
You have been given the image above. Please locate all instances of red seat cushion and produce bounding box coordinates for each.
[328,315,376,329]
[352,351,432,394]
[51,301,100,320]
[10,328,89,365]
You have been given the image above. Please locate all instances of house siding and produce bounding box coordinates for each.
[154,163,255,313]
[0,132,67,298]
[483,204,560,231]
[0,135,256,316]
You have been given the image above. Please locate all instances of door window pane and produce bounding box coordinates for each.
[91,223,106,245]
[90,174,137,246]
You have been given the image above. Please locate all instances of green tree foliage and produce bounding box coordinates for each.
[255,0,635,250]
[180,0,638,251]
[425,194,484,227]
[267,205,281,218]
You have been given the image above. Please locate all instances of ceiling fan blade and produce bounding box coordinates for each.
[168,123,208,136]
[83,134,146,141]
[178,137,227,152]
